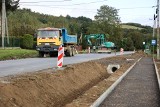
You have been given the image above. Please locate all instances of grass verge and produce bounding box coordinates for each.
[0,49,38,61]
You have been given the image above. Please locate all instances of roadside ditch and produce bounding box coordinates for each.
[0,51,145,107]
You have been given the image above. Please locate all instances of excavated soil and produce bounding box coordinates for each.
[0,52,145,107]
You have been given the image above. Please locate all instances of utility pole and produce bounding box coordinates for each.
[1,0,6,49]
[5,12,9,45]
[153,15,156,57]
[157,0,160,59]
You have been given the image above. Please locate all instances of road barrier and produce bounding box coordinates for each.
[88,46,90,53]
[57,45,64,68]
[120,48,124,55]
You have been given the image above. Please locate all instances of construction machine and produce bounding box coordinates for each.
[84,34,115,53]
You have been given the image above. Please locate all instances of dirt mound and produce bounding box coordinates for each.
[0,62,109,107]
[136,50,149,57]
[0,52,142,107]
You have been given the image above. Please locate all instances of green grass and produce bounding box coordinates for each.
[121,24,143,30]
[0,49,38,60]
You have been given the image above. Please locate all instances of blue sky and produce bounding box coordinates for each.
[19,0,157,26]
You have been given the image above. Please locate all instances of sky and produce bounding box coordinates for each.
[19,0,157,26]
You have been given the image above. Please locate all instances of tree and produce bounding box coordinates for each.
[119,37,134,51]
[0,0,19,11]
[88,21,100,34]
[95,5,120,25]
[93,5,122,47]
[77,16,92,34]
[8,9,42,36]
[22,34,33,49]
[128,30,144,50]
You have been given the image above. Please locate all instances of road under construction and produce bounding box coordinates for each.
[0,51,160,107]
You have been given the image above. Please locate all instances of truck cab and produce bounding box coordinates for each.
[36,27,62,57]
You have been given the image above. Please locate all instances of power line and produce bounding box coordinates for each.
[19,4,96,10]
[19,5,155,17]
[19,1,155,22]
[19,0,72,3]
[20,4,154,11]
[20,3,154,9]
[118,6,154,10]
[19,0,107,6]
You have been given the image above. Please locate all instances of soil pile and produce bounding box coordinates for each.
[0,52,142,107]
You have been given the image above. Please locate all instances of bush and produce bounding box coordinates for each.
[22,34,34,49]
[33,41,37,49]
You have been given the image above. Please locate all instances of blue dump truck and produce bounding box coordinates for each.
[36,27,77,57]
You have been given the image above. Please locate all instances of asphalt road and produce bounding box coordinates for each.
[0,51,134,77]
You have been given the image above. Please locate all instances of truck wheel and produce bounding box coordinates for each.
[72,48,75,56]
[39,52,44,57]
[65,47,72,57]
[69,47,72,56]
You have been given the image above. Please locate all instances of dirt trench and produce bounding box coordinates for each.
[0,52,144,107]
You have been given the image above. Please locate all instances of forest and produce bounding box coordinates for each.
[1,0,153,50]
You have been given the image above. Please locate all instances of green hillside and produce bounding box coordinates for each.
[121,24,143,30]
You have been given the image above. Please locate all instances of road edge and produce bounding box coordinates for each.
[90,57,142,107]
[153,58,160,90]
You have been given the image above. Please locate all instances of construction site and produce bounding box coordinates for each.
[0,51,160,107]
[1,0,160,107]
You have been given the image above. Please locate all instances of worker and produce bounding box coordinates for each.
[88,46,91,53]
[114,46,117,55]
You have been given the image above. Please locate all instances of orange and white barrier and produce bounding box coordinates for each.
[120,48,124,55]
[88,46,90,53]
[57,46,64,68]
